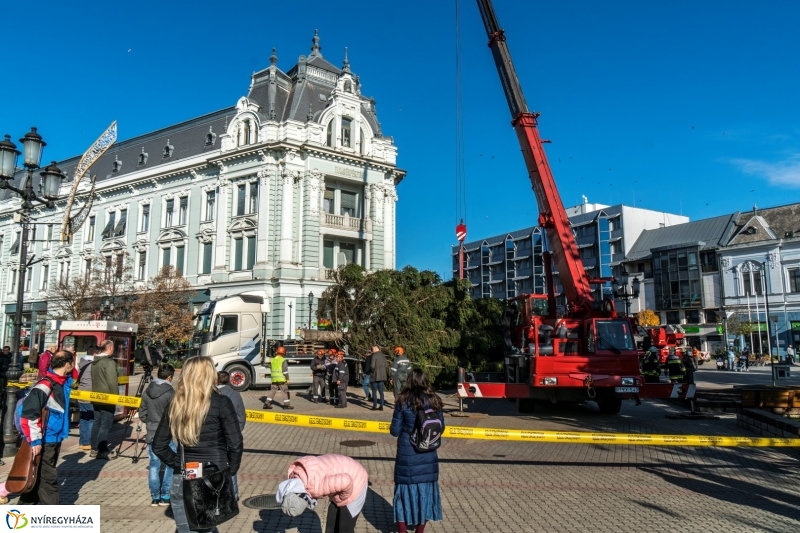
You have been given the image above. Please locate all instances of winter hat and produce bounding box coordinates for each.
[275,478,317,517]
[281,492,309,517]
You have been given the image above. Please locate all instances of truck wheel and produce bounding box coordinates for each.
[597,397,622,415]
[517,398,536,413]
[226,364,252,392]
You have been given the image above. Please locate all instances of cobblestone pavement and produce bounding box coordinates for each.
[1,374,798,532]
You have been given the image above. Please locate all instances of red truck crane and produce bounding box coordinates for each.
[457,0,696,414]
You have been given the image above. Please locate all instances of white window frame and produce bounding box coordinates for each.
[205,190,216,222]
[140,204,151,233]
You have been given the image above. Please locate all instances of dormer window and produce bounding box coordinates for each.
[344,80,352,93]
[163,140,174,158]
[341,117,352,148]
[205,127,217,146]
[112,156,122,173]
[138,149,148,166]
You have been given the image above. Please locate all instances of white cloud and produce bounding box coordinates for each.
[731,155,800,188]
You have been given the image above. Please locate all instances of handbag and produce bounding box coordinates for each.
[6,407,49,494]
[180,445,239,530]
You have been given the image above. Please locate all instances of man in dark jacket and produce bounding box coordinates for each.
[0,346,12,391]
[326,348,338,406]
[334,351,350,408]
[389,346,412,399]
[370,345,388,411]
[91,339,119,460]
[310,349,327,403]
[361,351,373,401]
[18,350,75,505]
[139,364,175,506]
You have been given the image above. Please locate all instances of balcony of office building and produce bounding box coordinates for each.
[321,186,372,235]
[320,212,372,233]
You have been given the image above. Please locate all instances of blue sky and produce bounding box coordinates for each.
[2,1,800,279]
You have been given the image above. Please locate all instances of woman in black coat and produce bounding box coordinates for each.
[152,356,243,533]
[389,369,444,533]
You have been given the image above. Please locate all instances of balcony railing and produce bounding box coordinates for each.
[320,213,372,232]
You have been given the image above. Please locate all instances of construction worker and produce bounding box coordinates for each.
[310,349,327,403]
[682,350,696,384]
[642,346,661,383]
[264,346,293,410]
[334,351,349,408]
[666,351,685,384]
[389,346,412,399]
[326,348,338,406]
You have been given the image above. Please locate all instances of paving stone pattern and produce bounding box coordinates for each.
[1,372,798,532]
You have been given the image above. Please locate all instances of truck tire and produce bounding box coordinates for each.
[226,364,252,392]
[597,396,622,415]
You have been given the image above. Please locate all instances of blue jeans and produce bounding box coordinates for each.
[78,403,94,446]
[149,441,177,500]
[371,381,385,408]
[362,375,371,399]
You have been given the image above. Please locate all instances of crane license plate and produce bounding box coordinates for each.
[615,387,639,393]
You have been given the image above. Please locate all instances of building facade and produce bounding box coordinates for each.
[717,204,800,355]
[453,199,686,303]
[0,32,405,348]
[622,203,800,356]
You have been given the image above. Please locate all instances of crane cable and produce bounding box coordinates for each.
[455,0,467,227]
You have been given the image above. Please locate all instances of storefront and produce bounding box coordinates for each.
[4,301,49,353]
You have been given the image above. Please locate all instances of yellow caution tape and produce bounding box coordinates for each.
[71,389,141,408]
[68,388,800,447]
[6,382,32,388]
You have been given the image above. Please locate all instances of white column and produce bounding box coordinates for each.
[383,185,394,269]
[279,169,295,263]
[214,178,230,270]
[256,168,271,265]
[295,173,304,263]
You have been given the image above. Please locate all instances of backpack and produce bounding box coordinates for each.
[15,377,55,433]
[409,408,443,453]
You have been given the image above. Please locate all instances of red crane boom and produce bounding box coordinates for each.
[476,0,601,317]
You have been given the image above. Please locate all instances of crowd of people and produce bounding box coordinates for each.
[302,345,413,412]
[6,343,444,533]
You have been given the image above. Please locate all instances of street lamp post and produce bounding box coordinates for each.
[612,269,641,317]
[308,291,314,330]
[0,129,64,456]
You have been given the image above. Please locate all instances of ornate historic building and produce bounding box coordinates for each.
[0,31,405,347]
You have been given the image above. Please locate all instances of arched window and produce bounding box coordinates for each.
[359,128,365,155]
[341,117,352,148]
[326,120,334,147]
[243,119,251,145]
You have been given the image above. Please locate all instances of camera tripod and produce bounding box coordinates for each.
[114,364,153,463]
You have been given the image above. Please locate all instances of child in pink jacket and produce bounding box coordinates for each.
[276,454,369,533]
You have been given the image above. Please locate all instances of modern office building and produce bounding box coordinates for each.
[0,32,405,348]
[452,199,687,302]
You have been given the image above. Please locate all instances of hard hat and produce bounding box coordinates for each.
[316,349,325,355]
[328,347,337,354]
[394,346,404,355]
[276,346,286,355]
[649,346,659,353]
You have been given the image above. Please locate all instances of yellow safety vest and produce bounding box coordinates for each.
[271,355,286,383]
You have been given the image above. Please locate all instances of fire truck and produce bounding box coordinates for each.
[456,0,696,414]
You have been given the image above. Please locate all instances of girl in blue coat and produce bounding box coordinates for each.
[390,369,444,533]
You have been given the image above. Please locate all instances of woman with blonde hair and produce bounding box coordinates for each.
[152,356,243,533]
